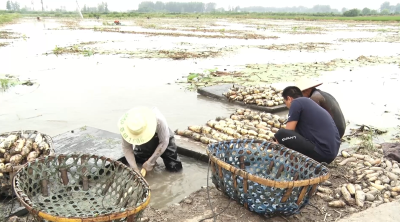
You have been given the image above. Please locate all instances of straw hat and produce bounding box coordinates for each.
[295,78,323,91]
[118,106,157,145]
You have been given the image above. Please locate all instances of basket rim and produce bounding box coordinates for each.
[0,130,55,174]
[206,139,331,189]
[12,153,151,222]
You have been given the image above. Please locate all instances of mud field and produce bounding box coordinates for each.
[1,16,400,221]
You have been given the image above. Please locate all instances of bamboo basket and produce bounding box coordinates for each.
[13,154,151,222]
[206,139,330,218]
[0,130,55,196]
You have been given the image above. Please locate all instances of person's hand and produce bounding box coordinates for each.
[142,161,154,172]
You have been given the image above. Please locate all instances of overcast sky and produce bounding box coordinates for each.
[0,0,388,11]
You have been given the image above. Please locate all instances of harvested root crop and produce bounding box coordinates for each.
[223,85,284,107]
[175,109,288,145]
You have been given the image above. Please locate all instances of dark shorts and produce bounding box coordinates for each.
[274,129,335,164]
[134,129,183,172]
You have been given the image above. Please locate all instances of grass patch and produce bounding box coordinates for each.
[52,44,94,56]
[0,13,20,26]
[0,77,20,92]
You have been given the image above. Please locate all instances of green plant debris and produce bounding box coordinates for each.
[0,77,20,92]
[343,124,388,154]
[178,55,400,91]
[0,42,10,47]
[83,50,94,57]
[73,26,278,40]
[156,50,220,60]
[47,42,227,59]
[0,31,22,39]
[0,75,35,92]
[179,68,244,90]
[51,43,98,56]
[359,131,376,152]
[0,13,20,26]
[257,42,332,52]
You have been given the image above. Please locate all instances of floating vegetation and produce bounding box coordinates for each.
[0,31,22,39]
[47,42,227,60]
[0,42,10,47]
[257,42,333,52]
[338,34,400,43]
[0,75,35,92]
[178,55,400,91]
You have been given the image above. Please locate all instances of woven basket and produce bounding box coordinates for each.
[206,139,330,218]
[13,154,150,222]
[0,130,55,196]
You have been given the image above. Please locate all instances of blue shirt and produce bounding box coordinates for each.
[287,97,341,160]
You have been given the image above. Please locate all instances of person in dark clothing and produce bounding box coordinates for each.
[274,86,341,164]
[296,79,346,138]
[119,106,183,175]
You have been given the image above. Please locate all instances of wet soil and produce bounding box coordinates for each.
[0,161,363,222]
[141,164,351,222]
[143,155,209,209]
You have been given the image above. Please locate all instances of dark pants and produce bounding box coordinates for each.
[134,128,183,172]
[274,129,334,164]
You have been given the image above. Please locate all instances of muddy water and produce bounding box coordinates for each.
[317,64,400,140]
[1,18,400,208]
[143,155,209,209]
[1,19,399,136]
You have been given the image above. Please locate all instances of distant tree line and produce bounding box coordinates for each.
[136,1,400,15]
[342,1,400,17]
[137,1,217,13]
[6,0,20,11]
[239,5,340,14]
[82,2,109,13]
[4,0,400,16]
[137,2,338,13]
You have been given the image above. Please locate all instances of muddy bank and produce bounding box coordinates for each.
[46,41,337,60]
[256,42,333,52]
[338,33,400,43]
[74,27,279,40]
[0,30,23,47]
[1,139,398,222]
[0,31,22,39]
[142,136,400,222]
[48,41,229,60]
